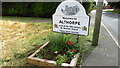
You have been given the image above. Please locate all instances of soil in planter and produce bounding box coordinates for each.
[34,44,71,64]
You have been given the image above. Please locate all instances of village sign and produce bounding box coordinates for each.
[53,0,90,36]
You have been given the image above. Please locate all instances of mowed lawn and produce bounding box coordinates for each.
[0,17,52,66]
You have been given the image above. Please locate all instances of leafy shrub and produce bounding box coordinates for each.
[33,3,43,17]
[108,2,120,9]
[35,33,80,65]
[41,2,60,18]
[48,33,80,59]
[82,2,94,14]
[56,54,67,65]
[48,33,72,53]
[2,2,93,17]
[8,8,17,16]
[7,3,27,16]
[35,27,93,65]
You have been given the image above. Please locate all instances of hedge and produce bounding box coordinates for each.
[2,2,93,18]
[108,2,120,9]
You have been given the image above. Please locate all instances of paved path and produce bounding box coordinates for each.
[82,10,118,67]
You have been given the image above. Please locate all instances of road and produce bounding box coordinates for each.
[91,9,119,47]
[102,9,119,43]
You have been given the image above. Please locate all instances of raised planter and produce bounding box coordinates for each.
[27,42,80,67]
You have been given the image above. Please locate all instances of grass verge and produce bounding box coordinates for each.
[106,10,120,14]
[0,17,94,66]
[2,16,51,20]
[0,20,52,66]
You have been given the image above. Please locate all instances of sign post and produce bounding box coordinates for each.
[52,0,90,43]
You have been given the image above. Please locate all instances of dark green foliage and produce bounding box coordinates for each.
[42,2,60,18]
[2,2,60,18]
[2,2,93,17]
[2,2,14,16]
[33,3,43,17]
[2,2,27,16]
[10,3,26,16]
[108,2,120,9]
[32,2,60,18]
[82,2,94,14]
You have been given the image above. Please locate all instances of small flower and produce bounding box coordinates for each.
[72,49,77,52]
[67,40,72,45]
[37,46,42,48]
[54,51,58,54]
[68,42,72,45]
[68,40,71,43]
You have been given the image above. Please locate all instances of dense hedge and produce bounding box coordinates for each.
[82,2,94,14]
[108,2,120,9]
[2,2,93,18]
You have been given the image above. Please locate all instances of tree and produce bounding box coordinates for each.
[108,2,120,9]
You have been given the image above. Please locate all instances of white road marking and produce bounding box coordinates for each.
[101,22,120,48]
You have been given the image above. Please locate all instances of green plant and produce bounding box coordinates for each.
[8,8,17,15]
[82,2,94,14]
[3,58,11,62]
[48,33,72,53]
[47,33,81,65]
[14,53,26,59]
[56,54,67,65]
[67,50,75,59]
[34,27,93,65]
[36,53,43,58]
[33,3,43,17]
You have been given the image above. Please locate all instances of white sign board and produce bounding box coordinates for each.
[52,0,90,36]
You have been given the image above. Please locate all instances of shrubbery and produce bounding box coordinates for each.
[82,2,94,14]
[2,2,93,18]
[108,2,120,9]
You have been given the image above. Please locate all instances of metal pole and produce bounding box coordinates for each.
[92,0,103,46]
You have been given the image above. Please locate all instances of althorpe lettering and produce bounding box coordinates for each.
[59,20,80,25]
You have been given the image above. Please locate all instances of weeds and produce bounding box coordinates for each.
[48,33,76,53]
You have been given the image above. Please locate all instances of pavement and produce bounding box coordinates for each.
[81,10,119,68]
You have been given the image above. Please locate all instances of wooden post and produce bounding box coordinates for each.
[92,0,103,46]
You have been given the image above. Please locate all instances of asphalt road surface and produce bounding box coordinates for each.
[91,9,119,47]
[102,9,119,44]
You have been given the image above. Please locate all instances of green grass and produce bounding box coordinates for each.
[106,10,120,14]
[77,27,94,65]
[2,16,51,20]
[2,16,51,23]
[2,32,50,66]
